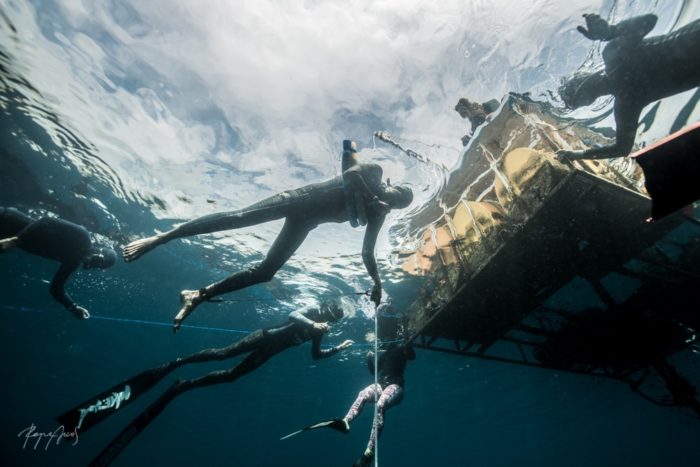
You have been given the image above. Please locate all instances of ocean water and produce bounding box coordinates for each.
[2,1,700,466]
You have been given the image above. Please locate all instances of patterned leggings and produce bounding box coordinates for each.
[344,383,404,452]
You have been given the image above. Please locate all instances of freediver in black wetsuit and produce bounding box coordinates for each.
[557,13,700,160]
[122,140,414,331]
[59,301,353,466]
[0,207,116,319]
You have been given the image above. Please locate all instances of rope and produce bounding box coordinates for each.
[207,290,370,303]
[373,130,447,172]
[372,302,380,467]
[0,304,394,348]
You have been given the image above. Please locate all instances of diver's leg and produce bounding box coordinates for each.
[90,348,276,465]
[365,384,404,454]
[173,218,313,331]
[0,207,33,239]
[122,192,294,262]
[172,348,274,393]
[343,384,381,425]
[126,331,266,394]
[57,330,268,435]
[173,330,266,366]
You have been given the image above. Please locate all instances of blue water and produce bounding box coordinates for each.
[2,1,700,466]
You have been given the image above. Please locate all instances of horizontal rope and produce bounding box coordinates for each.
[0,304,396,348]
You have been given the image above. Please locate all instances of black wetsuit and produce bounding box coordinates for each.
[368,343,416,388]
[0,206,32,238]
[166,305,345,389]
[161,163,387,299]
[580,15,700,159]
[0,207,91,309]
[75,305,349,465]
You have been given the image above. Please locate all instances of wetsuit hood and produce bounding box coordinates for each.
[83,246,117,269]
[559,70,610,108]
[384,184,413,209]
[320,301,344,322]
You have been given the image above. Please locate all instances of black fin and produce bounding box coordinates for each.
[89,384,178,467]
[56,365,171,434]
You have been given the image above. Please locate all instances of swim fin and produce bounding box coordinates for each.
[56,363,174,434]
[279,418,349,440]
[89,383,179,467]
[633,121,700,221]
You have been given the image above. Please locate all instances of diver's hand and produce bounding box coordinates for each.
[337,339,354,350]
[578,13,611,41]
[370,283,382,307]
[313,322,331,333]
[369,196,391,213]
[556,149,586,162]
[69,305,90,320]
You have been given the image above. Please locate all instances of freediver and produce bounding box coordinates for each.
[290,308,415,467]
[454,97,500,146]
[122,140,414,331]
[557,13,700,160]
[0,207,116,319]
[59,301,353,465]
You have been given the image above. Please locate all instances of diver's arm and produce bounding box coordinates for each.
[310,334,353,360]
[343,165,383,201]
[577,13,657,42]
[362,214,385,306]
[580,100,640,159]
[289,305,328,332]
[558,101,641,160]
[50,262,88,318]
[608,14,657,40]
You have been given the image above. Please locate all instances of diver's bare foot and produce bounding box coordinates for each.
[0,236,19,252]
[122,234,165,262]
[173,289,202,333]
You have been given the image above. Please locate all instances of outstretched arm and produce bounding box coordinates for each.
[362,215,385,306]
[294,305,354,359]
[50,262,89,319]
[577,13,657,41]
[558,100,642,160]
[310,334,353,360]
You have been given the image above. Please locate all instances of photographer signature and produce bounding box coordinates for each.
[17,423,79,450]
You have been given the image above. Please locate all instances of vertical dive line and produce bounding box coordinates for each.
[373,303,379,467]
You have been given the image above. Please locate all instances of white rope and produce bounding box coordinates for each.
[372,304,380,467]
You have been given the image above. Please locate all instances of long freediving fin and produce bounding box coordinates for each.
[279,418,349,440]
[89,384,178,467]
[56,364,173,434]
[632,121,700,221]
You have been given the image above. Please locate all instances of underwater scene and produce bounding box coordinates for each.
[2,0,700,466]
